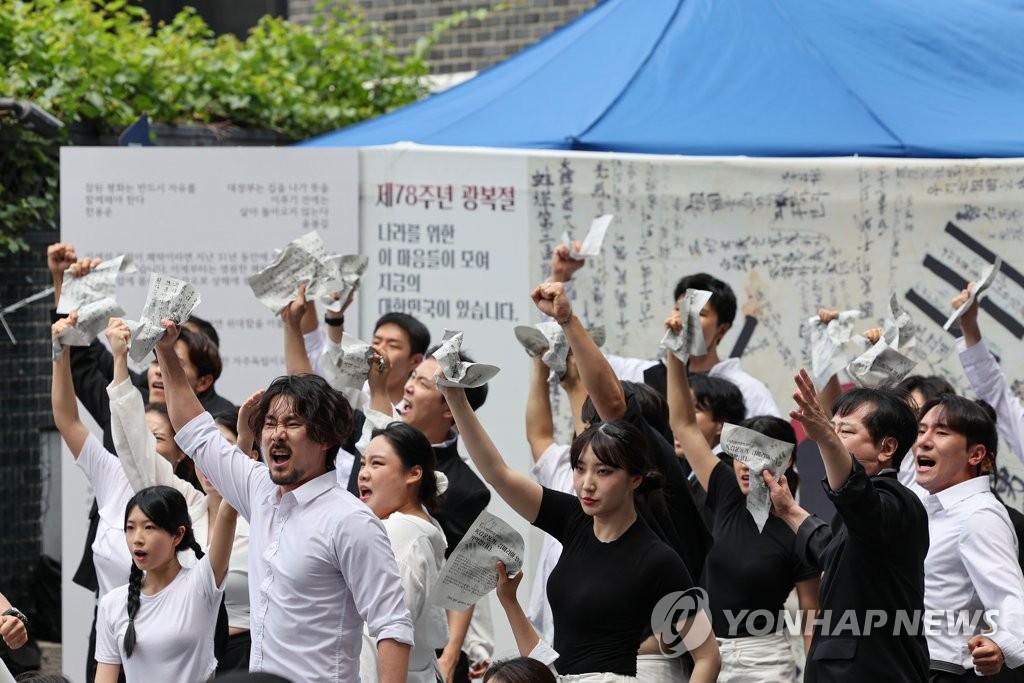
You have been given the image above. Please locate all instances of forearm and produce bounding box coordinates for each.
[666,351,716,488]
[526,361,555,460]
[52,354,89,455]
[108,380,164,491]
[377,638,411,683]
[565,381,588,436]
[562,315,625,420]
[209,503,238,586]
[443,605,475,661]
[446,389,541,520]
[94,663,121,683]
[819,433,855,491]
[283,322,315,375]
[499,598,541,658]
[155,343,204,430]
[325,308,344,344]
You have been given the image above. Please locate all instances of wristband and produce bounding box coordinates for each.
[324,315,344,327]
[2,607,28,629]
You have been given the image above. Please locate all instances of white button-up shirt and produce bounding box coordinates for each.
[177,413,413,683]
[924,476,1024,672]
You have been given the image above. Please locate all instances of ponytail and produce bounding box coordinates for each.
[123,563,144,658]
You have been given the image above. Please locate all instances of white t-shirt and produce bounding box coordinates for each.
[95,555,224,683]
[75,433,134,601]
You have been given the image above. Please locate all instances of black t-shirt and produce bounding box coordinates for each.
[703,462,819,638]
[534,487,694,676]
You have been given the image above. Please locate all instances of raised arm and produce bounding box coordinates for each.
[207,498,238,587]
[438,385,543,522]
[154,321,204,431]
[665,309,719,492]
[46,242,78,306]
[52,314,90,457]
[560,352,589,437]
[525,357,556,461]
[954,283,1024,462]
[283,284,316,376]
[494,562,541,657]
[791,368,855,491]
[105,318,162,491]
[532,281,625,420]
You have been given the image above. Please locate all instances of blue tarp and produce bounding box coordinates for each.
[302,0,1024,158]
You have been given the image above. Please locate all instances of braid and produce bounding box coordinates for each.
[123,562,144,658]
[189,537,205,561]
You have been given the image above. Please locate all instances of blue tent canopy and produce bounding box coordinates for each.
[302,0,1024,157]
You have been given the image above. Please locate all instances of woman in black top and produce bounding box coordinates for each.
[437,382,720,682]
[666,308,820,683]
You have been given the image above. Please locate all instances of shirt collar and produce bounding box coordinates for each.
[928,475,990,512]
[433,430,458,449]
[266,470,338,507]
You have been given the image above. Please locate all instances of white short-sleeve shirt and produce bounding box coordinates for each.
[95,555,224,683]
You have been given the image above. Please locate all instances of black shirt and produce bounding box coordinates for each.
[535,488,694,676]
[620,384,712,581]
[703,462,818,638]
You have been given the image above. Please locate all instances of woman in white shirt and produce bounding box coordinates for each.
[356,422,449,683]
[94,484,236,683]
[103,318,253,671]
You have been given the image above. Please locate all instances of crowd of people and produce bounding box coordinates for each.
[4,237,1024,683]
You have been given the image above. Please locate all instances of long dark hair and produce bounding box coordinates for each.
[369,422,442,511]
[483,657,557,683]
[122,485,204,658]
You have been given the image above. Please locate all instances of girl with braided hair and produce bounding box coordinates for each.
[94,485,236,683]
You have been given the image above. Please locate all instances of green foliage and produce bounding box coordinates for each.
[0,0,445,254]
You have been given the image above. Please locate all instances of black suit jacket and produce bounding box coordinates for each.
[431,438,491,559]
[800,464,929,683]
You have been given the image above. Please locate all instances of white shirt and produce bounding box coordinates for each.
[958,337,1024,463]
[526,442,572,644]
[176,412,414,683]
[360,512,448,683]
[605,354,781,418]
[95,555,223,683]
[75,434,134,601]
[107,379,208,561]
[924,476,1024,671]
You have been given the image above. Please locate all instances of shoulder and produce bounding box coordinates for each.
[98,584,129,615]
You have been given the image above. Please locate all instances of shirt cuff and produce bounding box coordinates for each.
[175,411,216,452]
[106,376,136,400]
[795,515,829,562]
[821,458,867,502]
[527,639,560,666]
[374,624,416,648]
[988,631,1024,670]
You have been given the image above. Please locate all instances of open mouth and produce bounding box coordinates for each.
[358,486,373,502]
[133,550,148,562]
[400,401,412,416]
[916,456,936,472]
[269,443,292,467]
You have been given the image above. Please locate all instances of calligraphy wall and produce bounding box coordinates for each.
[525,153,1024,503]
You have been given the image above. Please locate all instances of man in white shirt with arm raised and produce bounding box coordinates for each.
[915,393,1024,681]
[154,320,413,683]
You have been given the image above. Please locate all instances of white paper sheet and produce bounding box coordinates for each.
[943,257,1003,331]
[882,294,916,352]
[56,254,136,314]
[321,254,369,313]
[323,331,376,390]
[432,330,501,388]
[124,274,201,363]
[660,289,712,362]
[846,338,917,388]
[248,231,364,314]
[51,297,125,362]
[561,214,613,259]
[429,511,525,611]
[807,309,863,389]
[720,423,794,532]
